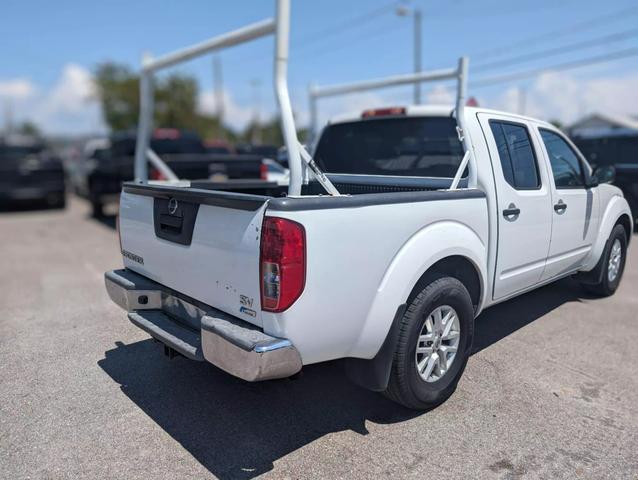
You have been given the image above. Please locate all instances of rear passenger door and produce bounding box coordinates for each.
[536,128,600,280]
[478,114,553,300]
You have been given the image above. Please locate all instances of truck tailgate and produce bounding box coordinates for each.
[118,183,268,326]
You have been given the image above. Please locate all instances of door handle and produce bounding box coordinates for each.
[502,203,520,219]
[554,200,567,213]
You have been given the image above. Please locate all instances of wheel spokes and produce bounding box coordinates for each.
[419,333,434,343]
[421,353,437,378]
[415,305,461,382]
[439,344,457,356]
[442,330,459,341]
[442,311,456,337]
[416,346,433,356]
[433,308,443,332]
[425,316,434,333]
[438,350,448,372]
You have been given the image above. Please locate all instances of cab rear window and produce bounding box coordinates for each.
[314,116,464,177]
[489,120,540,190]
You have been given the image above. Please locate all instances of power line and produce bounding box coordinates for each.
[295,0,402,48]
[470,5,638,60]
[225,1,402,67]
[474,28,638,72]
[471,47,638,88]
[293,20,405,61]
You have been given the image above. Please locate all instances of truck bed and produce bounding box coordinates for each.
[118,178,486,349]
[189,173,469,197]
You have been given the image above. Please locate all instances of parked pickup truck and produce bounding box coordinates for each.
[74,129,267,216]
[103,10,632,409]
[105,103,632,409]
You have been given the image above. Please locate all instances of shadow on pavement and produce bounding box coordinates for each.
[90,213,117,230]
[0,199,66,213]
[99,344,417,479]
[472,276,593,354]
[98,276,593,479]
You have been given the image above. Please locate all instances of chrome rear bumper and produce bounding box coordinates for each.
[104,269,302,381]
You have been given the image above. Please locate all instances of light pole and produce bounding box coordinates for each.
[250,78,262,144]
[213,55,225,139]
[396,5,422,104]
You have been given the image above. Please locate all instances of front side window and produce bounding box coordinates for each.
[540,129,585,188]
[489,121,540,189]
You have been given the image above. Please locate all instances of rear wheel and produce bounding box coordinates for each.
[47,192,66,209]
[91,198,104,217]
[582,224,627,296]
[384,276,474,410]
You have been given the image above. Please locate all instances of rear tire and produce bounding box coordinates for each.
[582,224,627,297]
[47,192,66,209]
[91,198,104,218]
[384,276,474,410]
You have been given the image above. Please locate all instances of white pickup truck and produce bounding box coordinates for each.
[105,4,632,409]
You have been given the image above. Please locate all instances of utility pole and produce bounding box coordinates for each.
[4,100,13,136]
[413,9,422,104]
[250,78,262,144]
[518,87,527,115]
[213,55,225,139]
[396,5,422,104]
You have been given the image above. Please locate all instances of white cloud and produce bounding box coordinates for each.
[198,89,255,132]
[40,64,97,115]
[425,84,454,105]
[0,78,37,100]
[34,64,104,134]
[0,64,105,135]
[489,71,638,125]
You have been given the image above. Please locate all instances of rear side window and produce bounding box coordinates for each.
[540,129,585,188]
[489,121,540,189]
[314,116,464,177]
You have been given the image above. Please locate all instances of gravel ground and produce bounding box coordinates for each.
[1,198,637,479]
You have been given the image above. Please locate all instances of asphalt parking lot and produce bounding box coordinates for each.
[1,198,637,479]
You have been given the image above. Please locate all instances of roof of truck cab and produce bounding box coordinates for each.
[325,105,555,130]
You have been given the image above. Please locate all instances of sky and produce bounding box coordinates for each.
[1,0,638,136]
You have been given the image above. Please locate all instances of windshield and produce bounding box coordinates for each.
[314,116,464,177]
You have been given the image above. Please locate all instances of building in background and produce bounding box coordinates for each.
[570,112,638,139]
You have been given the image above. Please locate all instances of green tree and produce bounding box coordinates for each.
[155,75,199,130]
[16,121,41,138]
[93,62,229,139]
[94,63,140,131]
[240,115,308,146]
[94,62,305,146]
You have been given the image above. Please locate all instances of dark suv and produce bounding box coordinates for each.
[0,136,65,209]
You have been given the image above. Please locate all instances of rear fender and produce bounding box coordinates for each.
[349,220,487,360]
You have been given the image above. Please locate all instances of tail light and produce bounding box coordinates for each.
[260,161,268,180]
[361,106,406,118]
[150,167,167,181]
[260,217,305,312]
[153,128,180,139]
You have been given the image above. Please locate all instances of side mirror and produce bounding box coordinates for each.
[591,165,616,186]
